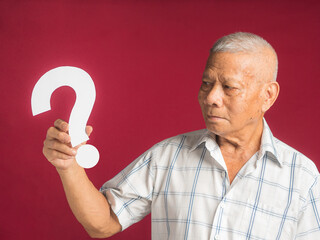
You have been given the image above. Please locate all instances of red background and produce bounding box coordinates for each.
[1,1,319,239]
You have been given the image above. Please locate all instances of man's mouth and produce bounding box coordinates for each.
[207,115,225,122]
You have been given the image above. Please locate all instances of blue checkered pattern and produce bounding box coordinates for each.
[100,119,320,239]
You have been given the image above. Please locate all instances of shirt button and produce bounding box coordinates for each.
[221,171,225,178]
[220,202,224,209]
[214,235,219,240]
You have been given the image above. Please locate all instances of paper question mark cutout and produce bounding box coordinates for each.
[31,66,99,169]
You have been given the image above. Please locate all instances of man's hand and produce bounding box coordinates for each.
[43,119,93,170]
[42,119,121,238]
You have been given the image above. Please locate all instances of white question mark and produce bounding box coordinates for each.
[31,66,99,169]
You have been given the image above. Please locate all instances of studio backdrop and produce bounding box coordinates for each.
[0,1,319,239]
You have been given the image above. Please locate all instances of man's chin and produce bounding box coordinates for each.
[205,124,226,136]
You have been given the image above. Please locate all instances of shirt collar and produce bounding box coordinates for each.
[259,118,281,166]
[190,118,282,166]
[189,129,215,152]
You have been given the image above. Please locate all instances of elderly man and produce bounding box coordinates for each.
[43,32,320,239]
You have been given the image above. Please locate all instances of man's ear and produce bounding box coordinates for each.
[261,81,280,113]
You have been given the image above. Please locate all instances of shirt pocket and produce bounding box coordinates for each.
[241,193,299,240]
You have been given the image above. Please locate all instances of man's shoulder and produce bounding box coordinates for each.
[154,129,207,151]
[274,137,319,178]
[158,129,207,143]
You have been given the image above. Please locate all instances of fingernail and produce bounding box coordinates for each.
[65,136,70,143]
[72,149,77,155]
[62,123,68,131]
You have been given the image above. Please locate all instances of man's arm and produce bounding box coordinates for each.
[43,119,122,238]
[295,176,320,239]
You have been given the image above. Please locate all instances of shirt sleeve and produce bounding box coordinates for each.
[295,175,320,239]
[99,147,156,231]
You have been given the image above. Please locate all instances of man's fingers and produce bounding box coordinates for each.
[46,127,71,143]
[44,139,77,156]
[71,126,94,149]
[54,119,69,132]
[43,120,95,171]
[47,121,92,147]
[43,147,75,161]
[86,126,93,137]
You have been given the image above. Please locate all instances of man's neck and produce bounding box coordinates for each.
[217,119,264,161]
[215,119,264,184]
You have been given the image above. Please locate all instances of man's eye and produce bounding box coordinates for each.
[223,85,233,90]
[200,81,212,91]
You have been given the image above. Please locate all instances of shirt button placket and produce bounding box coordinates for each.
[210,170,227,240]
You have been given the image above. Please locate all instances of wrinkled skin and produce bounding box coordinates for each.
[198,50,279,145]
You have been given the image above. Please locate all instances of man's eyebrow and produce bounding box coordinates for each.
[221,77,243,87]
[221,77,236,82]
[202,73,211,80]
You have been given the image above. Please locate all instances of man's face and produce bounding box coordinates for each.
[198,52,266,138]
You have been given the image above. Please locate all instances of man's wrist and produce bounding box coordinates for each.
[56,161,83,178]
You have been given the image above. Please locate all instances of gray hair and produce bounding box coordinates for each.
[211,32,278,81]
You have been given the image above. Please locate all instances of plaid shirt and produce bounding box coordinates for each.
[100,119,320,239]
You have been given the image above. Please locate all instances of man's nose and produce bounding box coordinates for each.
[204,85,224,107]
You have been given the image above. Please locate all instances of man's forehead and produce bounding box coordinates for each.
[202,53,260,84]
[206,51,257,65]
[202,69,245,83]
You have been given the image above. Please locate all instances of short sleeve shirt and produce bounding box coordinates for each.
[100,120,320,239]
